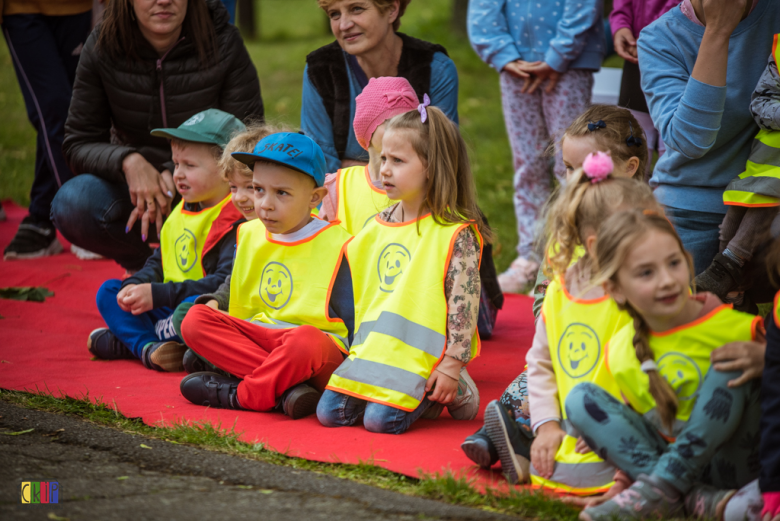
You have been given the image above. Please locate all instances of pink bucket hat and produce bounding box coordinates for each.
[353,77,419,151]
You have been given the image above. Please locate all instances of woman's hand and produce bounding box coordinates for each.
[530,421,565,479]
[711,340,765,387]
[123,153,172,241]
[119,283,154,315]
[520,62,561,94]
[425,369,459,404]
[613,28,638,64]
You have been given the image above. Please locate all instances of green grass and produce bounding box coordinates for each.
[0,387,580,521]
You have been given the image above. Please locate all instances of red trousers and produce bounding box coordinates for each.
[180,305,345,411]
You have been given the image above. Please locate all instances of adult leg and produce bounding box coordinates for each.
[51,175,156,271]
[663,206,723,276]
[362,397,436,435]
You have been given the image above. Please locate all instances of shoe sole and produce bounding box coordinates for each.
[285,390,320,420]
[461,439,493,468]
[150,342,187,372]
[4,238,63,260]
[484,402,529,484]
[70,244,104,260]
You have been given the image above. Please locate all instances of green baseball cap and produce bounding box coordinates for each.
[151,108,246,149]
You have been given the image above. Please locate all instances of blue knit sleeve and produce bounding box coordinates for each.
[301,64,342,173]
[429,52,459,124]
[467,0,521,72]
[545,0,604,73]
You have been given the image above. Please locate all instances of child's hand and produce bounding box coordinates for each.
[503,60,542,92]
[425,369,459,404]
[574,436,592,454]
[121,283,154,315]
[117,284,135,312]
[521,62,561,94]
[562,478,628,507]
[711,340,765,387]
[531,421,565,479]
[613,28,638,64]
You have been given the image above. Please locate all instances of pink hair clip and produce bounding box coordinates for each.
[582,151,613,184]
[418,93,431,123]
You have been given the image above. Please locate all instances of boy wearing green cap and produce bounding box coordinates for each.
[88,109,246,372]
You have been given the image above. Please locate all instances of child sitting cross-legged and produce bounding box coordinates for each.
[89,109,245,371]
[178,132,354,419]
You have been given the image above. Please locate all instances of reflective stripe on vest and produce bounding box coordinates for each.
[160,195,235,283]
[328,214,482,411]
[724,129,780,207]
[606,305,760,438]
[228,218,352,352]
[334,166,393,235]
[532,276,629,494]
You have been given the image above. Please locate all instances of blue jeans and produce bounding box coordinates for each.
[663,206,724,276]
[95,279,196,358]
[52,174,175,270]
[316,389,435,434]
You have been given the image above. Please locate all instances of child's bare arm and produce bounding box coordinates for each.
[750,55,780,130]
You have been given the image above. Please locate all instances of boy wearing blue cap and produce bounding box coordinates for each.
[89,109,246,372]
[178,132,355,420]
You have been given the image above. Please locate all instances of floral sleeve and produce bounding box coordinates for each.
[444,226,481,364]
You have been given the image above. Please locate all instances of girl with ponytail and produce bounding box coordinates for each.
[567,209,766,520]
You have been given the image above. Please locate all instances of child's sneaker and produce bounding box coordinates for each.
[484,400,532,484]
[498,257,539,294]
[684,484,735,519]
[580,474,684,521]
[4,215,63,260]
[87,328,134,360]
[142,341,187,372]
[694,253,746,300]
[70,244,103,260]
[180,372,243,409]
[182,348,228,376]
[461,425,498,468]
[280,383,320,419]
[447,367,480,420]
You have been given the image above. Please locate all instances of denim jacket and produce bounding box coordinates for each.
[467,0,605,73]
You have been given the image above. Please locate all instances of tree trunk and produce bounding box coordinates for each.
[237,0,257,40]
[451,0,468,36]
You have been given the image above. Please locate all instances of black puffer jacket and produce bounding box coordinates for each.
[63,0,262,184]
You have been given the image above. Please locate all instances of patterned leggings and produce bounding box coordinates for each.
[564,369,761,493]
[500,69,594,260]
[499,370,532,434]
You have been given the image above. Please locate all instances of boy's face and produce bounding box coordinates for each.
[252,162,326,234]
[228,172,256,221]
[172,141,227,207]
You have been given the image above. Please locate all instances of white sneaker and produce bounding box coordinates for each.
[71,244,104,260]
[498,257,539,294]
[447,367,480,420]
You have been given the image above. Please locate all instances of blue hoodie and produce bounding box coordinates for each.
[467,0,605,73]
[638,0,780,214]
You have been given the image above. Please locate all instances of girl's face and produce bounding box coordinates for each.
[326,0,397,57]
[228,172,256,221]
[380,128,427,204]
[562,135,640,179]
[607,229,691,325]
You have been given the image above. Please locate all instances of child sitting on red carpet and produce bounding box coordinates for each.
[89,109,246,372]
[178,132,355,420]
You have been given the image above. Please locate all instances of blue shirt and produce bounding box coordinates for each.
[467,0,605,73]
[301,51,459,173]
[638,0,780,214]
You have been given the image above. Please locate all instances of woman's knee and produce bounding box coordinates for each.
[52,175,106,233]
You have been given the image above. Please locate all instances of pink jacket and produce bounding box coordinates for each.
[609,0,680,37]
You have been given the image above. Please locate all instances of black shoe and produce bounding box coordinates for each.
[694,253,746,300]
[142,341,187,372]
[461,425,499,468]
[484,400,532,484]
[88,328,135,360]
[182,348,227,375]
[180,372,243,409]
[0,201,6,222]
[3,215,62,260]
[281,383,320,419]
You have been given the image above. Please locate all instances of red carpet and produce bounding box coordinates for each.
[0,200,534,487]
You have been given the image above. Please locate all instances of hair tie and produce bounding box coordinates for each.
[587,120,606,132]
[418,93,431,123]
[626,120,643,147]
[582,151,613,184]
[640,360,658,373]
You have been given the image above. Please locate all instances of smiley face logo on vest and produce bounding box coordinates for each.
[259,261,293,310]
[657,352,702,401]
[557,323,601,379]
[377,243,412,293]
[174,229,198,272]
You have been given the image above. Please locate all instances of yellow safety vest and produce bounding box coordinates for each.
[228,218,353,352]
[334,165,393,235]
[160,195,240,283]
[723,35,780,207]
[534,275,630,495]
[327,214,482,411]
[606,304,761,438]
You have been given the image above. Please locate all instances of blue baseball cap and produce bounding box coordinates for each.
[232,132,327,187]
